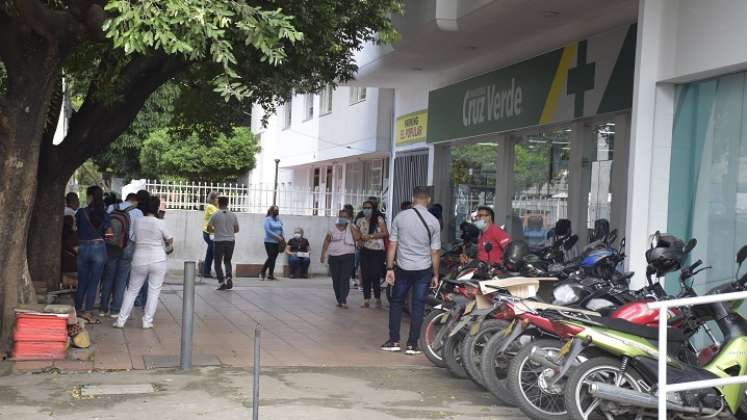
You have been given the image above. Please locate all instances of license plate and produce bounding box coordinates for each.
[500,319,516,337]
[557,340,573,358]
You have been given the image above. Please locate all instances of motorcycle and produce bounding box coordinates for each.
[561,244,747,420]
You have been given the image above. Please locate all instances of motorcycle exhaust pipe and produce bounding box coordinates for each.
[528,346,560,369]
[588,383,720,416]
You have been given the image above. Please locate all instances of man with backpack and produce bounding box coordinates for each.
[100,193,143,318]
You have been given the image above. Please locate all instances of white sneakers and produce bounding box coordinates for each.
[142,321,154,329]
[112,319,154,329]
[112,320,125,329]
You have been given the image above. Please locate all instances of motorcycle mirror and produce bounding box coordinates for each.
[737,245,747,266]
[564,234,578,251]
[684,238,697,254]
[619,237,626,253]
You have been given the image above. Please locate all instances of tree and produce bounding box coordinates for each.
[2,0,399,352]
[513,143,551,196]
[139,127,259,181]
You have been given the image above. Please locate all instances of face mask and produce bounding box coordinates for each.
[336,218,349,225]
[474,219,487,231]
[294,233,302,239]
[362,209,373,218]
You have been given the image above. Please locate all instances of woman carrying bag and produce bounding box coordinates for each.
[321,209,361,308]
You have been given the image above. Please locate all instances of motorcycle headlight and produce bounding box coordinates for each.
[553,284,581,306]
[586,298,615,312]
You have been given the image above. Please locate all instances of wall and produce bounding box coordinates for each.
[163,210,336,275]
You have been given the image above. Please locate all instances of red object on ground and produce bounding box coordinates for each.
[12,312,69,360]
[13,341,67,360]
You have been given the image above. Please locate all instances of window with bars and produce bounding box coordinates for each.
[320,84,333,115]
[349,86,367,104]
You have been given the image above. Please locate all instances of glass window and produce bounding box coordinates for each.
[450,142,498,239]
[320,84,333,114]
[512,127,572,249]
[283,97,292,129]
[304,93,314,120]
[669,72,747,294]
[587,122,615,229]
[349,87,366,104]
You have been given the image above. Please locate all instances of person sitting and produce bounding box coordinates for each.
[286,227,311,278]
[474,206,511,266]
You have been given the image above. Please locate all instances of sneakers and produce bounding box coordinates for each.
[109,312,120,319]
[142,321,154,329]
[217,283,229,291]
[226,278,233,290]
[112,320,125,329]
[405,344,421,356]
[381,340,401,352]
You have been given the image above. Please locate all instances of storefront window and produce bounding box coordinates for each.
[450,142,497,238]
[587,122,615,228]
[669,72,747,294]
[512,127,572,248]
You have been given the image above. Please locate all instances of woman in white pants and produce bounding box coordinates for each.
[114,196,173,329]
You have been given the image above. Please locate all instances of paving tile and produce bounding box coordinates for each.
[13,360,54,371]
[53,360,94,371]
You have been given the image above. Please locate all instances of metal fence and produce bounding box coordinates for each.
[144,180,385,216]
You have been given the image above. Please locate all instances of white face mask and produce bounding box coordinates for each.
[474,219,487,231]
[294,233,302,239]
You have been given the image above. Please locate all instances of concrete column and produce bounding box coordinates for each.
[610,112,631,236]
[494,135,513,230]
[432,143,453,238]
[568,120,594,244]
[625,0,678,288]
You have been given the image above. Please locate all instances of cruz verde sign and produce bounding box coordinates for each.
[427,24,636,143]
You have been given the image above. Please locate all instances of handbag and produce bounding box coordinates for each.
[277,236,287,252]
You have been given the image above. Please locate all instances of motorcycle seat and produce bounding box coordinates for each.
[590,316,686,342]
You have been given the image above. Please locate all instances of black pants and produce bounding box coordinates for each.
[213,241,235,283]
[360,248,384,300]
[262,242,280,277]
[329,254,354,304]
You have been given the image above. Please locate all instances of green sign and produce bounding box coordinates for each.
[427,24,636,143]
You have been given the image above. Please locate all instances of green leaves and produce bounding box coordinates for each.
[103,0,302,101]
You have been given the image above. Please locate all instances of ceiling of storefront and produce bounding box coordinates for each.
[354,0,639,88]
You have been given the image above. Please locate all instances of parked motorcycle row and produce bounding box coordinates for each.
[420,224,747,420]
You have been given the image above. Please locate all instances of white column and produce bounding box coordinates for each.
[625,0,678,289]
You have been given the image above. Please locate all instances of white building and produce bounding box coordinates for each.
[248,85,394,215]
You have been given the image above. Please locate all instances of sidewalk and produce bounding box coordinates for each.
[0,366,526,419]
[18,275,431,371]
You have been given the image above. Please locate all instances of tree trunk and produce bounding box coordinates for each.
[0,32,61,355]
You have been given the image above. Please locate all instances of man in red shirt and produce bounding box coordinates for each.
[475,206,512,265]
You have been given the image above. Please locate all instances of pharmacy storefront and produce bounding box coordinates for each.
[428,24,636,244]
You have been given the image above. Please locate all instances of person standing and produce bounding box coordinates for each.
[285,228,311,278]
[208,196,239,291]
[100,193,143,318]
[75,185,112,321]
[474,206,511,266]
[261,205,284,280]
[381,186,441,355]
[114,196,174,329]
[355,200,388,308]
[134,189,151,308]
[321,210,360,308]
[201,191,220,278]
[64,192,80,230]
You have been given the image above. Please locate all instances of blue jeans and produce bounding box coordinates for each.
[288,255,310,277]
[388,267,432,345]
[76,241,108,312]
[203,231,214,275]
[100,241,134,312]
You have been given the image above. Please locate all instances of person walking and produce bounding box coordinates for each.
[285,228,311,278]
[355,200,388,308]
[321,209,360,308]
[261,205,284,280]
[114,196,174,329]
[208,196,239,291]
[75,185,112,322]
[381,186,441,355]
[201,191,220,278]
[100,193,143,318]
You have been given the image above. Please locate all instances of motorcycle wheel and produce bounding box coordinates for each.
[418,308,450,368]
[443,330,470,379]
[461,319,509,389]
[564,356,645,420]
[480,332,523,406]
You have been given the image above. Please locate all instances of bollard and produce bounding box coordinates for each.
[180,261,196,370]
[252,325,261,420]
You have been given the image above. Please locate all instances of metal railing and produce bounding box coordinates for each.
[647,290,747,420]
[144,179,384,216]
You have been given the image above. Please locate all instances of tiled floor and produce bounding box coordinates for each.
[89,276,430,370]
